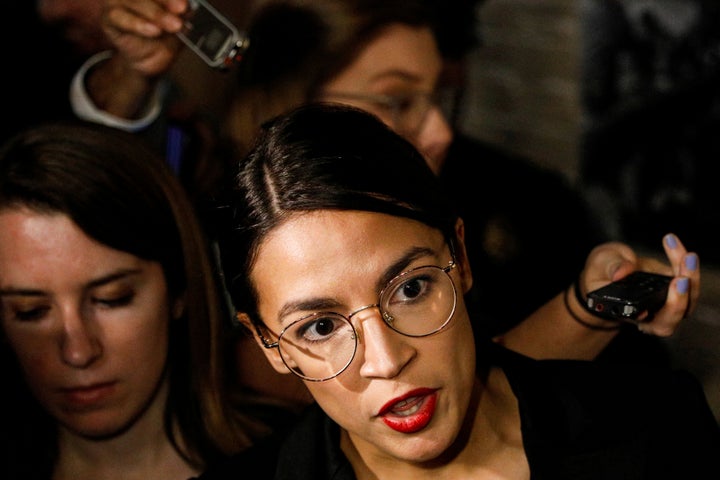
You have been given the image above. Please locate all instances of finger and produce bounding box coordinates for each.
[662,233,688,276]
[681,253,700,316]
[106,0,184,36]
[662,233,700,316]
[583,241,636,287]
[165,0,191,15]
[104,4,161,38]
[639,276,690,337]
[635,256,670,275]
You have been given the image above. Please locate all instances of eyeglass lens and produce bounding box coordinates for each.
[276,264,456,381]
[393,93,435,137]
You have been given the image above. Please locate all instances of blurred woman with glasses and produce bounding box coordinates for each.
[77,0,693,402]
[203,103,719,479]
[226,0,454,173]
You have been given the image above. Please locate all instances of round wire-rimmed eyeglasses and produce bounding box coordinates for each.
[253,259,458,382]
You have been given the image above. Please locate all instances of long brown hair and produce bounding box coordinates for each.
[0,121,260,478]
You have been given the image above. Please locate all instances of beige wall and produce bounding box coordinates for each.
[458,0,582,181]
[457,1,720,422]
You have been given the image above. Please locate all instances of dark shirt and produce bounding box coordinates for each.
[197,341,720,479]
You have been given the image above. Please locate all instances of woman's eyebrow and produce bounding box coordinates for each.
[277,297,343,325]
[275,246,439,323]
[85,268,143,289]
[0,288,46,298]
[377,246,436,292]
[0,268,144,297]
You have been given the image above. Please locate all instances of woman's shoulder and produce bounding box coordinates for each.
[494,341,713,412]
[194,404,353,480]
[493,343,720,476]
[271,404,355,479]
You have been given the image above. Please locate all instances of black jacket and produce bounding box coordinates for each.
[198,342,720,479]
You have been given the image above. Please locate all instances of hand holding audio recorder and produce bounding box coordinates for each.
[585,271,672,323]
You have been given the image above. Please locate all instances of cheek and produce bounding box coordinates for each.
[368,110,396,130]
[306,382,365,432]
[106,302,171,369]
[4,329,63,392]
[444,320,476,398]
[125,331,170,395]
[418,316,475,393]
[127,322,169,367]
[446,315,475,359]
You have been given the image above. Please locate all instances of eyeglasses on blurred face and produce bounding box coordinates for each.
[322,89,458,139]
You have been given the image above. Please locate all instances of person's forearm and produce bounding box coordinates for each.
[85,54,159,120]
[494,286,621,360]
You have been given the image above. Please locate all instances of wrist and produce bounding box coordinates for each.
[71,51,163,131]
[564,281,623,331]
[87,54,159,118]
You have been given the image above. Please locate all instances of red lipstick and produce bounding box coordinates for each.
[377,388,437,433]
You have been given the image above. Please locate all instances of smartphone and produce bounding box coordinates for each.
[586,271,672,322]
[176,0,249,69]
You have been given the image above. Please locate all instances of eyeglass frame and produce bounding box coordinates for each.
[251,256,459,382]
[320,90,444,138]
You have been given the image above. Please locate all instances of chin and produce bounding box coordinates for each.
[388,429,456,464]
[59,410,138,440]
[394,441,450,465]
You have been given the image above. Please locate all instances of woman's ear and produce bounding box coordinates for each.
[236,312,292,374]
[453,218,473,293]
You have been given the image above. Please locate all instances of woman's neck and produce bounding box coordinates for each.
[53,379,200,480]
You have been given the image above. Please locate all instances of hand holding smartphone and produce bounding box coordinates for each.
[585,271,673,323]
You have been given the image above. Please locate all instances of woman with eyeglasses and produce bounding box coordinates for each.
[201,102,719,479]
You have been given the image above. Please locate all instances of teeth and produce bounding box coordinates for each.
[391,397,421,416]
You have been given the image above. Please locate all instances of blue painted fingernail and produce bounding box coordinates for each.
[685,254,698,271]
[677,277,689,294]
[665,234,678,249]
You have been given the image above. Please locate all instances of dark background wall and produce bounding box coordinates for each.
[455,0,720,421]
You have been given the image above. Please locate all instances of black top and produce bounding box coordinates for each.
[197,341,720,479]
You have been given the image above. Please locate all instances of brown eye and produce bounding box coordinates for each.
[393,95,416,114]
[94,293,134,308]
[12,306,50,322]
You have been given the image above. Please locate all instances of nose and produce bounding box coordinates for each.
[415,106,453,175]
[60,306,102,368]
[352,308,415,379]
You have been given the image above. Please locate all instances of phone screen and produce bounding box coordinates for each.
[177,0,247,69]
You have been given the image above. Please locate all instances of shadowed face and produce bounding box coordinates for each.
[0,208,177,438]
[321,24,453,174]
